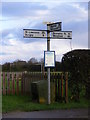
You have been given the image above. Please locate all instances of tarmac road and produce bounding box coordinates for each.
[2,108,89,119]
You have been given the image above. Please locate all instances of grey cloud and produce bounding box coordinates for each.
[2,21,47,45]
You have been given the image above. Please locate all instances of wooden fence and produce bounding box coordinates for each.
[1,72,68,102]
[0,72,23,95]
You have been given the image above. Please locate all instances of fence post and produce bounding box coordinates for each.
[23,72,26,94]
[65,72,68,103]
[55,73,57,101]
[7,72,10,95]
[61,73,63,98]
[44,72,47,80]
[12,73,15,95]
[0,72,2,95]
[58,73,60,98]
[16,73,19,95]
[21,73,23,95]
[3,72,6,95]
[42,64,44,80]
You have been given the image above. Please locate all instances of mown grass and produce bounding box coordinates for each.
[2,95,89,113]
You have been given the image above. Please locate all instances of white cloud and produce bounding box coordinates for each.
[1,18,30,30]
[71,3,87,14]
[1,36,72,64]
[36,10,50,17]
[0,39,47,64]
[40,2,62,9]
[36,2,88,24]
[68,3,88,22]
[72,32,88,49]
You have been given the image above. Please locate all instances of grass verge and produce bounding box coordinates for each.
[2,95,89,113]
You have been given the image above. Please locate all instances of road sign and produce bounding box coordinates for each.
[23,21,72,105]
[44,51,55,67]
[51,31,72,39]
[23,29,47,38]
[47,22,62,31]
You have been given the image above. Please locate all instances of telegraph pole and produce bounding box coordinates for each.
[47,24,50,104]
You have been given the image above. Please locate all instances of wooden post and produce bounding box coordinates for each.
[0,72,2,95]
[16,73,19,95]
[7,72,10,95]
[42,63,44,80]
[58,73,60,98]
[3,72,6,95]
[55,73,57,101]
[61,73,63,98]
[44,72,47,81]
[65,72,68,103]
[12,73,15,95]
[23,73,25,94]
[21,73,23,95]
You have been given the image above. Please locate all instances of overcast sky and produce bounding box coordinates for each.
[0,0,88,64]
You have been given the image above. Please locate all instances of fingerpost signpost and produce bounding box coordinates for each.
[23,22,72,104]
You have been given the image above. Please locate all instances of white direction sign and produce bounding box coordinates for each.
[51,31,72,39]
[48,22,62,31]
[23,29,47,38]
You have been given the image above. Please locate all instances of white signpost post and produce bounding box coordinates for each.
[23,22,72,105]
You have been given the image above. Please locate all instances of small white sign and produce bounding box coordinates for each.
[48,22,62,31]
[23,29,47,38]
[51,31,72,39]
[44,51,55,67]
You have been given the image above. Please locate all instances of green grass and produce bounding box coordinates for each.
[2,95,89,113]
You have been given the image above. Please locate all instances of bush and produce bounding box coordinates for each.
[62,49,90,101]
